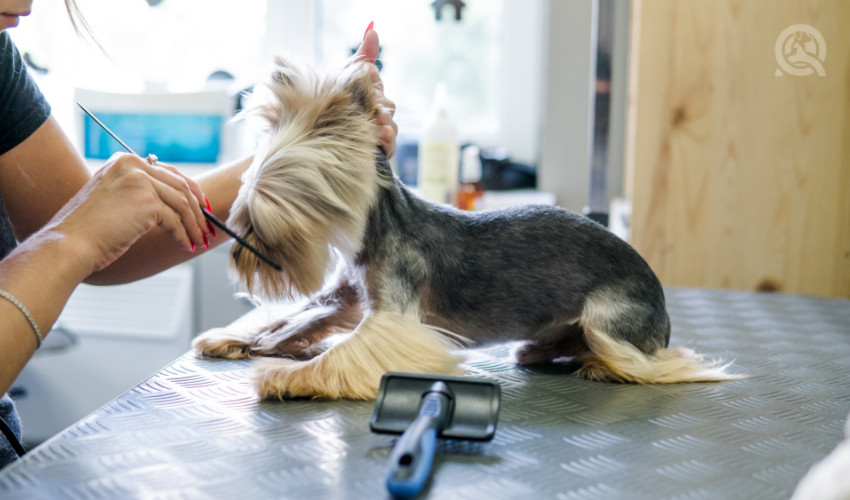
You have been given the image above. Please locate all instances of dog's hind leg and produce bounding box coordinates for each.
[514,323,589,365]
[253,311,463,400]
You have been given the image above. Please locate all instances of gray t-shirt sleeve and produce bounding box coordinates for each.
[0,31,51,155]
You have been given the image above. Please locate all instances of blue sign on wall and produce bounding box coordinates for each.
[83,113,223,164]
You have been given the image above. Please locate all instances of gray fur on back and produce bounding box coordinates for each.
[355,154,670,353]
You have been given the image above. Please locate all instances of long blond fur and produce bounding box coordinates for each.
[253,312,464,400]
[576,292,742,383]
[228,58,387,299]
[577,329,742,383]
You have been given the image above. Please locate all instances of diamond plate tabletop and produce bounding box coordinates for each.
[1,288,849,499]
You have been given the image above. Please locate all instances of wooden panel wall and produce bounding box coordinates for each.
[626,0,850,298]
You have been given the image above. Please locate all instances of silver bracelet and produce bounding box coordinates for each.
[0,289,43,348]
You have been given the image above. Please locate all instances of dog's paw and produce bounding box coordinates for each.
[192,328,255,359]
[253,357,379,400]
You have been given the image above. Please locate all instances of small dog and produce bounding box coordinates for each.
[193,57,740,400]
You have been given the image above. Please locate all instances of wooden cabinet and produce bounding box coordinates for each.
[626,0,850,298]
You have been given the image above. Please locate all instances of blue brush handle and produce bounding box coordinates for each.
[386,390,451,498]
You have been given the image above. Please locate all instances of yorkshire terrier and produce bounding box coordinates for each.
[192,57,740,400]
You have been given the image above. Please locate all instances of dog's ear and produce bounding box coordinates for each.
[343,67,375,113]
[271,56,298,87]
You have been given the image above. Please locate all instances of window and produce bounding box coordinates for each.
[318,0,503,141]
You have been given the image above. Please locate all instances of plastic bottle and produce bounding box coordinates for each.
[457,145,485,210]
[417,83,460,205]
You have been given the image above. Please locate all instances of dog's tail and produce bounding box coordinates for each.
[574,289,743,383]
[576,326,743,383]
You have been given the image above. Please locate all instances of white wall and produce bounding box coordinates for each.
[538,0,598,212]
[498,0,546,166]
[262,0,320,62]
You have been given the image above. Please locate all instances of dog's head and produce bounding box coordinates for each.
[228,58,383,299]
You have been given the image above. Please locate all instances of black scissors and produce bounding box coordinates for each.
[77,102,282,272]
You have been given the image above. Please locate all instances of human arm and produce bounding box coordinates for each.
[0,116,219,285]
[0,150,211,395]
[0,228,86,395]
[84,154,252,284]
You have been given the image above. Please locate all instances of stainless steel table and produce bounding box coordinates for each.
[1,288,849,499]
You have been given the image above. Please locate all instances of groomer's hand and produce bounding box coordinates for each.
[45,153,213,275]
[351,24,398,158]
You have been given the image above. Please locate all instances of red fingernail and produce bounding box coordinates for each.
[190,242,196,253]
[363,21,374,41]
[203,233,209,250]
[202,196,216,237]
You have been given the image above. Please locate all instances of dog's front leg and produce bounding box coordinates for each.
[253,311,463,400]
[193,281,361,360]
[251,290,362,359]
